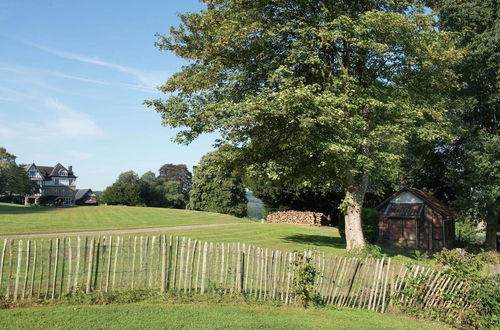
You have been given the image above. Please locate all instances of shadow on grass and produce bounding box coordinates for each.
[283,234,346,249]
[284,233,430,263]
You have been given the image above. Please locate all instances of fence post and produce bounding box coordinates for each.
[86,238,94,294]
[200,242,208,294]
[13,240,23,301]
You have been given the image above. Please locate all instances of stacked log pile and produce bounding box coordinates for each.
[266,210,328,226]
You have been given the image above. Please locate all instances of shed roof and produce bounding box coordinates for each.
[376,187,456,217]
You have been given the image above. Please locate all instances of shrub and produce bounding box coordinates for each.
[396,248,500,329]
[338,208,379,244]
[291,252,322,307]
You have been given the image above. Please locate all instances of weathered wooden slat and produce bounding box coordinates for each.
[372,258,385,311]
[86,238,94,294]
[120,236,126,290]
[183,238,191,292]
[51,238,59,299]
[380,258,391,312]
[218,242,225,292]
[6,240,14,299]
[29,240,37,298]
[178,237,185,291]
[160,235,166,292]
[189,240,198,293]
[59,238,66,299]
[213,243,219,291]
[200,241,208,294]
[149,236,156,289]
[367,258,381,310]
[38,240,44,298]
[22,240,30,299]
[0,239,7,291]
[13,240,23,301]
[112,236,120,290]
[67,238,72,293]
[195,239,202,292]
[131,237,137,289]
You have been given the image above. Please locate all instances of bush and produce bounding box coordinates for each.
[338,208,379,244]
[434,248,500,280]
[396,248,500,329]
[455,220,485,248]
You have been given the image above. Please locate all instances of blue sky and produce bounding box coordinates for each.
[0,0,219,190]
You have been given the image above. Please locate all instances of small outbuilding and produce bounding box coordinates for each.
[75,189,98,206]
[376,187,456,250]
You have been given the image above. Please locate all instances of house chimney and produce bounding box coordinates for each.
[68,166,73,174]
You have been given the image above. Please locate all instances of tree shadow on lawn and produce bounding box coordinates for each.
[283,234,346,249]
[283,234,429,262]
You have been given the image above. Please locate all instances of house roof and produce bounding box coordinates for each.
[384,203,424,218]
[376,187,456,217]
[75,189,92,201]
[25,163,77,179]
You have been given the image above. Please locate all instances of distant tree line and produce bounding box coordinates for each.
[100,158,248,218]
[100,164,192,209]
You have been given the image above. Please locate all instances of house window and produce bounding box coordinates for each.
[60,170,67,176]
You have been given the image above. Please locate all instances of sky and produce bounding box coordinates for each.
[0,0,217,190]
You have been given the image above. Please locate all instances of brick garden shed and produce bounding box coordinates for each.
[376,187,456,250]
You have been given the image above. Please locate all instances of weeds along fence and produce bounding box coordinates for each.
[0,235,468,314]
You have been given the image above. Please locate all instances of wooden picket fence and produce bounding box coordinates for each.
[0,235,467,314]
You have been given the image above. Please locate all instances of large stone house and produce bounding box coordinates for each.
[23,163,77,206]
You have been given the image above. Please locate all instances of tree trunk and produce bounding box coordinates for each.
[342,173,368,250]
[484,210,498,251]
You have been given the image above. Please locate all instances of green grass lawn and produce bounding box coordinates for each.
[0,203,430,265]
[0,301,445,330]
[0,203,250,235]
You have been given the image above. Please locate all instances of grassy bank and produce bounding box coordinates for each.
[0,203,249,235]
[0,299,446,330]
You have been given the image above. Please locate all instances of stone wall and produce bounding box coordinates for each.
[266,210,328,225]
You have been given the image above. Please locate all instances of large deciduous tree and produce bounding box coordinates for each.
[146,1,459,249]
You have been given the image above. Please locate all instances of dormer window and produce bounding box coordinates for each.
[28,168,38,177]
[60,170,68,176]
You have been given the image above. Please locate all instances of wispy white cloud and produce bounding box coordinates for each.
[43,98,102,139]
[51,72,154,92]
[29,43,167,90]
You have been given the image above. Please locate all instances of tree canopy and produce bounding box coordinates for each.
[188,148,247,217]
[0,147,35,197]
[146,0,460,249]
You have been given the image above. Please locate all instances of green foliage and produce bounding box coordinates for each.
[292,252,321,308]
[188,148,247,217]
[408,0,500,250]
[158,164,192,204]
[101,166,192,209]
[146,1,459,248]
[434,248,499,280]
[0,147,36,196]
[338,208,379,244]
[394,248,500,328]
[347,243,386,259]
[455,220,485,248]
[101,171,146,206]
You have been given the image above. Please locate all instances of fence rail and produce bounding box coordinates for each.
[0,235,467,314]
